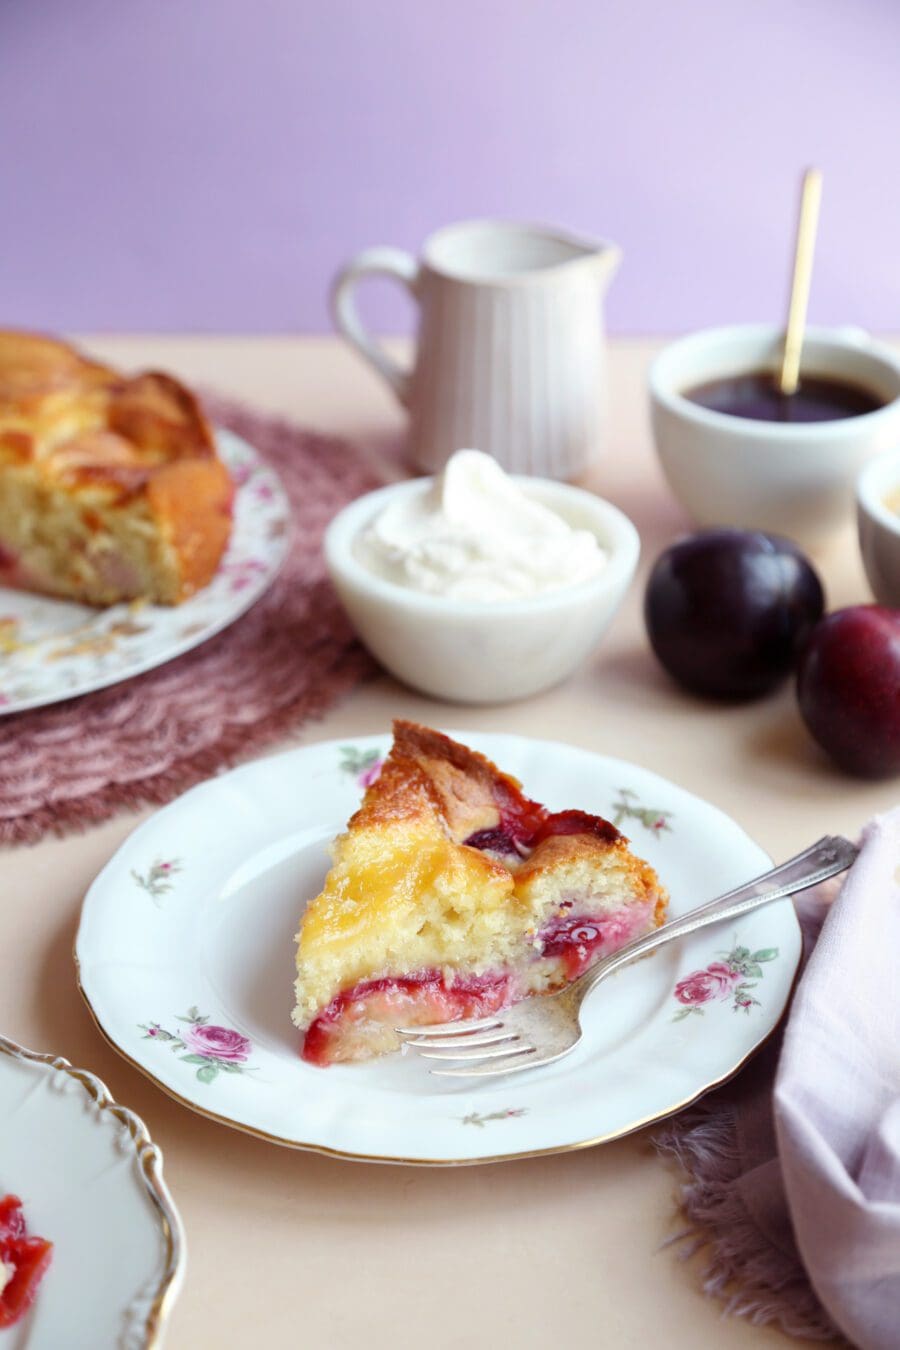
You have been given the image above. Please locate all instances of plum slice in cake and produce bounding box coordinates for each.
[293,721,668,1065]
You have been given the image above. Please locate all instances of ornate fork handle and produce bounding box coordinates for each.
[570,834,858,1009]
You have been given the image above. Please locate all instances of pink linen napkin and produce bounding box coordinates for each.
[655,809,900,1348]
[774,807,900,1349]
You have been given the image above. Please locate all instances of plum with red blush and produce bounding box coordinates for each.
[796,605,900,778]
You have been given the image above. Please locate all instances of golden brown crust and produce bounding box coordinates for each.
[390,719,516,840]
[515,832,665,919]
[348,720,524,842]
[392,719,523,795]
[0,334,219,483]
[0,331,233,603]
[515,831,620,877]
[351,723,660,902]
[145,459,234,599]
[0,329,117,408]
[349,752,444,831]
[106,371,218,466]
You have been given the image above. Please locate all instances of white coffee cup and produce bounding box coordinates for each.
[331,219,621,481]
[649,325,900,540]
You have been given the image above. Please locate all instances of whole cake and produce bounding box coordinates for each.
[294,721,668,1064]
[0,330,233,605]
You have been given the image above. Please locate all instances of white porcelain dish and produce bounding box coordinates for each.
[0,429,290,716]
[75,731,801,1167]
[324,479,639,703]
[650,325,900,541]
[332,219,621,481]
[857,449,900,606]
[0,1034,184,1347]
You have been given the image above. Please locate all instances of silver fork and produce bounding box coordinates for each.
[396,834,858,1079]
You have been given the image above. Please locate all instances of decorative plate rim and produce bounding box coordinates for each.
[0,427,290,717]
[74,733,804,1167]
[74,958,797,1167]
[0,1032,186,1343]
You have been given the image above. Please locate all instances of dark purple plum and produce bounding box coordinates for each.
[644,529,825,700]
[797,605,900,778]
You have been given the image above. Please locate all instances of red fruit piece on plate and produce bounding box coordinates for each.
[302,972,511,1066]
[0,1195,53,1329]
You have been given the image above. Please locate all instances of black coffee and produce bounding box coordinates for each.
[684,370,884,423]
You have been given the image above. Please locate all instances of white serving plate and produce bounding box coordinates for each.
[0,429,290,715]
[0,1036,184,1347]
[75,732,801,1166]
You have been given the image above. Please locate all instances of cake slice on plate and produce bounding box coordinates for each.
[0,330,233,606]
[294,721,668,1065]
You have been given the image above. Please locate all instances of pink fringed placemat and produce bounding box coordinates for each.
[0,395,381,846]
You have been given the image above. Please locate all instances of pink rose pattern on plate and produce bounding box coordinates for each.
[338,745,385,789]
[132,858,183,905]
[139,1006,256,1085]
[218,556,270,595]
[672,942,779,1020]
[611,787,673,837]
[461,1108,528,1128]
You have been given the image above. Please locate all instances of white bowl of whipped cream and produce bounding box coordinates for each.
[325,450,639,703]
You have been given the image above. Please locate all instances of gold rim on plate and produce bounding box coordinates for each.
[0,1033,185,1346]
[73,939,800,1169]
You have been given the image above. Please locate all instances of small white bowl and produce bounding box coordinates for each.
[857,450,900,605]
[324,477,639,703]
[649,324,900,541]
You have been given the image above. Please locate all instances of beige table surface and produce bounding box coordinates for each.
[4,335,894,1350]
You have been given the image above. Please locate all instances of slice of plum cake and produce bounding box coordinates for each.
[293,721,667,1065]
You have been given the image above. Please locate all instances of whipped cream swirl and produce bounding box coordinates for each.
[356,450,607,602]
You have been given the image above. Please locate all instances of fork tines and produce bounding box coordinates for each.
[396,1021,537,1077]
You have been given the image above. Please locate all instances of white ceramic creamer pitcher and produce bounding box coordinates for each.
[331,219,621,479]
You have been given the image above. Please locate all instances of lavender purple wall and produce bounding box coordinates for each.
[2,0,897,334]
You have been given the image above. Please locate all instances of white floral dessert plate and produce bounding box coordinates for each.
[0,1034,184,1347]
[75,733,802,1167]
[0,429,290,716]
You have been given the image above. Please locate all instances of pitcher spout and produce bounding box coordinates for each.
[542,226,621,290]
[581,238,622,290]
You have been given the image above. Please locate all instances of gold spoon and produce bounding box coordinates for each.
[779,166,824,396]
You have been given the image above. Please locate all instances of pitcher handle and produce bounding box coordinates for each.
[330,247,420,408]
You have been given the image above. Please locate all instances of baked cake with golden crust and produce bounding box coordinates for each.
[294,721,668,1064]
[0,331,233,605]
